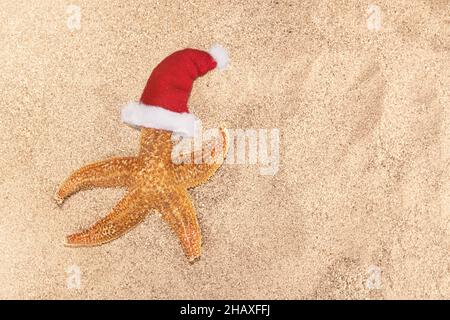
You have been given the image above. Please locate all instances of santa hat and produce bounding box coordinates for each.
[121,44,229,137]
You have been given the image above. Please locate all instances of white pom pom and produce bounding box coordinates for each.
[208,44,229,70]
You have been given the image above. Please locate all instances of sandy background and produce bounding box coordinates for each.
[0,0,449,299]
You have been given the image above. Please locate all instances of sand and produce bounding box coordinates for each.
[0,0,449,299]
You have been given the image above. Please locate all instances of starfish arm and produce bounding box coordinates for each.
[65,187,152,246]
[173,127,229,189]
[157,187,202,262]
[55,157,139,205]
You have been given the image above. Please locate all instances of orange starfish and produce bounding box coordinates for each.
[55,127,229,262]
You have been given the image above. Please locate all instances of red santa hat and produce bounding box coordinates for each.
[121,44,229,137]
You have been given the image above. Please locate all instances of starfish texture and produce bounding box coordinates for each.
[55,127,229,262]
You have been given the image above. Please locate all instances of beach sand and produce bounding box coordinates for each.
[0,0,449,299]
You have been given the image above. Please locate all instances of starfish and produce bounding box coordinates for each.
[55,127,229,262]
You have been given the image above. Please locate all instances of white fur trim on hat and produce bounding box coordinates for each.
[121,102,199,137]
[208,44,229,70]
